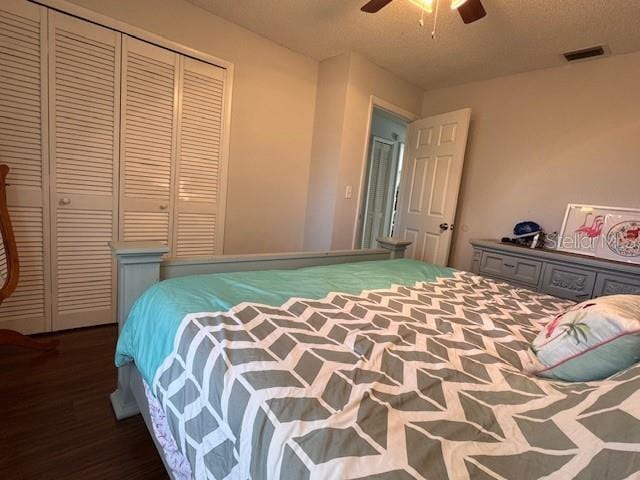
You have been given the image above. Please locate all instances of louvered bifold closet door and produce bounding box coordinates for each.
[120,36,178,248]
[49,11,120,330]
[174,57,226,257]
[0,0,49,334]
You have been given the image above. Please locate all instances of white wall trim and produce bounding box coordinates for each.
[217,67,234,254]
[370,96,419,124]
[351,96,418,249]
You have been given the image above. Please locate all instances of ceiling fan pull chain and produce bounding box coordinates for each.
[419,0,426,27]
[431,0,440,38]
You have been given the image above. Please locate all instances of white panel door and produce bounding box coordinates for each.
[394,108,471,266]
[0,0,49,334]
[120,36,178,248]
[49,11,120,330]
[174,57,227,256]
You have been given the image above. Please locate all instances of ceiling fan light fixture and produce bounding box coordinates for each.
[408,0,434,13]
[450,0,468,9]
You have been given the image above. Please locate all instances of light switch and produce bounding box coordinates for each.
[345,185,353,199]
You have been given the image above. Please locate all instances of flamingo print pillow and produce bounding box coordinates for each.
[525,295,640,381]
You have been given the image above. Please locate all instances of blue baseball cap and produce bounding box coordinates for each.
[513,221,541,238]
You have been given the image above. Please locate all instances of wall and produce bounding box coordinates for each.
[421,51,640,270]
[334,53,424,250]
[304,52,424,250]
[303,54,351,251]
[65,0,318,254]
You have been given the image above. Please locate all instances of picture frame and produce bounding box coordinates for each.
[557,204,640,258]
[595,212,640,264]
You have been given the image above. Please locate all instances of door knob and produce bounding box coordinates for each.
[439,222,450,231]
[60,197,71,205]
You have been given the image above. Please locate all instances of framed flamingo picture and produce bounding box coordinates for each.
[557,204,640,257]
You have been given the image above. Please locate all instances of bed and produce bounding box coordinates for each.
[110,240,640,480]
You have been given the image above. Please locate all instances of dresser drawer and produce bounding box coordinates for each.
[540,263,596,301]
[479,251,542,286]
[593,272,640,297]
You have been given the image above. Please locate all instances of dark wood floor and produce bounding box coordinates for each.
[0,325,168,479]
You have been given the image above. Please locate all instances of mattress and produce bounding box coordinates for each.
[116,259,640,479]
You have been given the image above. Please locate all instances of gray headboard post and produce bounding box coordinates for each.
[376,237,412,259]
[110,242,169,420]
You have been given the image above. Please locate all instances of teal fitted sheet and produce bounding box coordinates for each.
[115,258,454,385]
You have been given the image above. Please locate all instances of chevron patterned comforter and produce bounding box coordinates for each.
[122,261,640,479]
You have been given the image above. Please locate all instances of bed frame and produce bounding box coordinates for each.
[109,238,411,476]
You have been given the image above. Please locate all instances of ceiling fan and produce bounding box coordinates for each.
[361,0,486,25]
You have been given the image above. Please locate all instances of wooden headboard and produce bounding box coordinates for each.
[111,237,411,333]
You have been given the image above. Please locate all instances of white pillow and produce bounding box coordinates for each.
[525,295,640,381]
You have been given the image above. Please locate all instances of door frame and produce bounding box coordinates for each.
[352,96,417,249]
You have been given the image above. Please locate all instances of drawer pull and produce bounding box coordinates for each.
[504,263,515,268]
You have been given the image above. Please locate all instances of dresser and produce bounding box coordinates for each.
[470,239,640,301]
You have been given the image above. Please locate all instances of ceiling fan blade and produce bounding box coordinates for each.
[361,0,394,13]
[458,0,486,24]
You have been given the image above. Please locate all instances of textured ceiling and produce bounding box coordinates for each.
[186,0,640,90]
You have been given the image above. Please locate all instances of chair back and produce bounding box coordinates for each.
[0,164,20,303]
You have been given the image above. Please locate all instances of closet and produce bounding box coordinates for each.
[0,0,49,334]
[0,0,229,333]
[120,37,225,256]
[120,37,175,248]
[49,11,120,330]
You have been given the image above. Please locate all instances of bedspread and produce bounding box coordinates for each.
[119,261,640,479]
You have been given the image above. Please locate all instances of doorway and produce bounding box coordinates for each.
[356,107,408,249]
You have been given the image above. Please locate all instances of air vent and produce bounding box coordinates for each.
[563,45,606,62]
